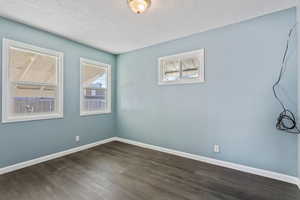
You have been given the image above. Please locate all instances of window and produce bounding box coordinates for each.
[2,39,64,123]
[80,58,111,116]
[158,49,205,85]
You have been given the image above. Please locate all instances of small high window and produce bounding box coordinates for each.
[2,39,64,123]
[158,49,205,85]
[80,58,111,116]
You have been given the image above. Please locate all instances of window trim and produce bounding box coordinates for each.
[158,49,205,85]
[80,58,112,116]
[2,38,64,123]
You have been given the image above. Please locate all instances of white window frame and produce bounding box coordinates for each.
[2,39,64,123]
[80,58,112,116]
[158,49,205,85]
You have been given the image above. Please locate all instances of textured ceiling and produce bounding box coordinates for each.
[0,0,296,54]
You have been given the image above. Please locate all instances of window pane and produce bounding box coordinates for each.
[10,84,56,115]
[8,46,58,116]
[159,49,205,85]
[82,63,108,112]
[181,57,200,79]
[9,47,57,85]
[162,59,180,81]
[13,97,55,114]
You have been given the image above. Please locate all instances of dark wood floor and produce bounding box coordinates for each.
[0,141,299,200]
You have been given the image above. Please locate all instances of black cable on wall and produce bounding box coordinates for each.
[272,24,299,134]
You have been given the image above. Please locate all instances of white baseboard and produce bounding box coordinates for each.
[114,137,299,186]
[0,137,117,175]
[0,136,298,187]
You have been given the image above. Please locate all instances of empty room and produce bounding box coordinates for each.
[0,0,300,199]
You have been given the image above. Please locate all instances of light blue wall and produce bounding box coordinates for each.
[0,17,117,168]
[117,8,298,176]
[297,4,300,179]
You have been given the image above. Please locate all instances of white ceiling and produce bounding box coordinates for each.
[0,0,296,54]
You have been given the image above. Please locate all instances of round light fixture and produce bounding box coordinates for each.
[128,0,151,14]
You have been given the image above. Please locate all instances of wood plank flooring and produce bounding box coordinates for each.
[0,141,299,200]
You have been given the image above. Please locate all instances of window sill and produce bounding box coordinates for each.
[80,111,112,117]
[2,113,63,123]
[158,79,205,86]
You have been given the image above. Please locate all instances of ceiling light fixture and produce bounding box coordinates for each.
[128,0,151,14]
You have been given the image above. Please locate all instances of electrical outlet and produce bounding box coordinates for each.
[76,136,80,142]
[214,145,220,153]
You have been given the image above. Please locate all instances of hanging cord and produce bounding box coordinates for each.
[272,24,299,134]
